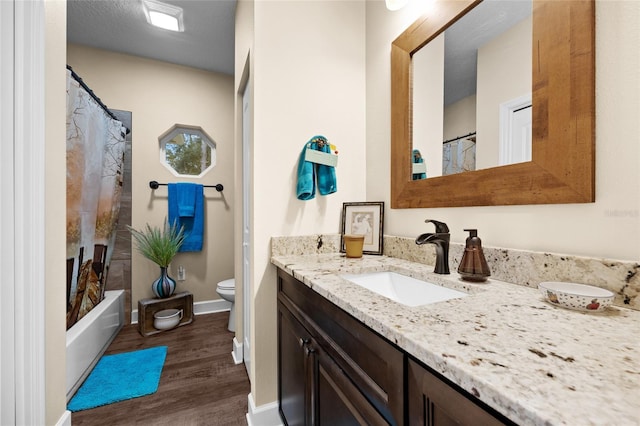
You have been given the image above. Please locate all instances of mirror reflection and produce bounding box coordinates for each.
[159,124,217,177]
[412,0,532,180]
[391,0,595,208]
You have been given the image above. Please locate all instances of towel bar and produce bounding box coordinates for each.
[149,180,223,192]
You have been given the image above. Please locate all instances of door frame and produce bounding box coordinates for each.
[0,0,47,424]
[241,63,252,379]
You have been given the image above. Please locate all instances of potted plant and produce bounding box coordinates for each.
[128,218,185,298]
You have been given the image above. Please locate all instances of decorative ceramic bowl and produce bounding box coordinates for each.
[153,308,183,330]
[538,282,614,312]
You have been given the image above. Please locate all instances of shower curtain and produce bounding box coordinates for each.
[66,69,126,329]
[443,138,476,175]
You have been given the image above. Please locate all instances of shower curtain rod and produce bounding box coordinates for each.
[442,131,476,145]
[67,65,130,133]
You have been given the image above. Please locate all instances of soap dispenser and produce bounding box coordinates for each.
[458,229,491,282]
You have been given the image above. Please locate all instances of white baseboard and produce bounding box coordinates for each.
[55,410,72,426]
[246,393,282,426]
[131,298,231,324]
[232,336,243,365]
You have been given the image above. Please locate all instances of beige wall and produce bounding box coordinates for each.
[67,44,235,310]
[443,95,476,143]
[237,0,367,406]
[367,0,640,262]
[45,0,67,423]
[413,34,444,177]
[476,16,532,169]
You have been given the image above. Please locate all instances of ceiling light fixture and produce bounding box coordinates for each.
[385,0,409,11]
[142,0,184,32]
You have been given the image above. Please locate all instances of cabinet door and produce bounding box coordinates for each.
[312,339,389,426]
[407,359,509,426]
[278,269,403,424]
[278,303,313,426]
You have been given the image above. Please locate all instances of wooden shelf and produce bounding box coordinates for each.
[138,291,194,337]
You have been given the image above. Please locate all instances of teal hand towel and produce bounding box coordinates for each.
[168,183,204,252]
[412,149,426,180]
[296,141,317,200]
[316,140,337,195]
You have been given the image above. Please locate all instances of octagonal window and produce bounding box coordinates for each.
[159,124,216,177]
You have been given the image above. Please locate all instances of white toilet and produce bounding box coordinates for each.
[216,278,236,332]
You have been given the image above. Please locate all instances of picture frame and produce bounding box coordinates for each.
[340,202,384,255]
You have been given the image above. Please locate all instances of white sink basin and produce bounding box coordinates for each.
[341,271,467,307]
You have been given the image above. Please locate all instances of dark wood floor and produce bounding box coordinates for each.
[71,312,250,426]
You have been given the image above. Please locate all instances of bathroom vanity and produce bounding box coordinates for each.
[278,268,510,425]
[273,253,640,425]
[278,269,403,425]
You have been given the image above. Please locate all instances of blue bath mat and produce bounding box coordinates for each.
[68,346,168,412]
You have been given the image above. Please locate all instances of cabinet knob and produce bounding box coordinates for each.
[299,337,310,347]
[304,346,316,356]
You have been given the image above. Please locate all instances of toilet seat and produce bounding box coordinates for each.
[217,278,235,290]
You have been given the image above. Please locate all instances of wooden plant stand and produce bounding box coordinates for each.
[138,291,194,337]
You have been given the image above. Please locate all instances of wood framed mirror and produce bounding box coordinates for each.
[391,0,595,208]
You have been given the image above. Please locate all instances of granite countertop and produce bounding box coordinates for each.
[271,253,640,426]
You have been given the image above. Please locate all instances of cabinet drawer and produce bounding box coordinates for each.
[278,269,404,425]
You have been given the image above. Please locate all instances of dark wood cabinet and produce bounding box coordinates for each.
[315,343,389,426]
[407,359,511,426]
[277,268,515,426]
[278,269,402,425]
[278,305,313,425]
[279,301,389,425]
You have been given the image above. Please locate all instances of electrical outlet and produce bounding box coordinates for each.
[177,265,186,281]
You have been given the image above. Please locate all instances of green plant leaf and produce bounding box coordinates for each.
[127,217,185,267]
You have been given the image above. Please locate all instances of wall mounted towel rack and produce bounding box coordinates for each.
[149,180,224,192]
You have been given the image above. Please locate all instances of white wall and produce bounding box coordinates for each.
[239,0,367,406]
[67,44,235,309]
[367,0,640,262]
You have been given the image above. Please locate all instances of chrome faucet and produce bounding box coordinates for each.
[415,219,450,274]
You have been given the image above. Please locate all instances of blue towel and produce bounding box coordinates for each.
[168,183,204,252]
[296,141,317,200]
[176,183,196,217]
[316,141,337,195]
[296,136,337,200]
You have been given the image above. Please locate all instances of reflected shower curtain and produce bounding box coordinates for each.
[442,138,476,175]
[66,69,126,329]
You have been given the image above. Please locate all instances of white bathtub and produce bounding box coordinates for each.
[66,289,125,401]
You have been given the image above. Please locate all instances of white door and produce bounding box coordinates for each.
[242,80,251,378]
[499,95,532,166]
[509,105,532,163]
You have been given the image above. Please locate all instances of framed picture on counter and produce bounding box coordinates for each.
[340,201,384,255]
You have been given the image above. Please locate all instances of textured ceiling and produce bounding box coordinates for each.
[443,0,532,106]
[67,0,529,95]
[67,0,237,75]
